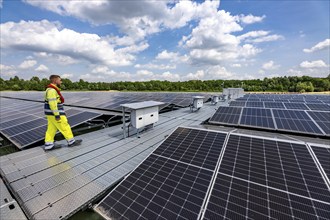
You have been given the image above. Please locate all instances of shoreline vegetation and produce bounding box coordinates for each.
[1,75,330,93]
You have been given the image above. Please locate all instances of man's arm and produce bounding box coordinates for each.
[47,89,61,120]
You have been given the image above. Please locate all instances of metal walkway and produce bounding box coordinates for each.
[0,104,219,220]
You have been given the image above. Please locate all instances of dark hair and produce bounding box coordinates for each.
[49,75,61,82]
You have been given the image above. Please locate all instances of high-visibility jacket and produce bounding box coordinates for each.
[44,84,65,119]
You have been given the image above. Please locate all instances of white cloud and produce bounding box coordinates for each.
[135,63,176,70]
[239,14,266,24]
[0,64,17,77]
[18,59,37,69]
[35,64,49,72]
[24,0,220,41]
[303,39,330,53]
[155,50,189,63]
[262,60,280,70]
[183,70,205,80]
[181,10,264,65]
[35,52,79,65]
[61,73,73,79]
[246,35,284,43]
[156,50,179,60]
[0,20,143,67]
[239,31,284,44]
[231,63,241,68]
[300,60,327,68]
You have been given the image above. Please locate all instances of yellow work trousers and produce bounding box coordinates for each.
[45,115,74,144]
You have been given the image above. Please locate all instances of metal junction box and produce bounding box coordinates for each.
[211,95,219,104]
[121,101,165,136]
[131,106,159,129]
[190,96,205,112]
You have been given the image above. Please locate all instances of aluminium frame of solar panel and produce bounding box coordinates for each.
[95,126,330,220]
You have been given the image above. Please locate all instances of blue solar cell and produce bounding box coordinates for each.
[245,102,264,108]
[239,108,275,129]
[272,109,323,135]
[311,146,330,179]
[264,102,286,109]
[307,111,330,135]
[209,107,242,125]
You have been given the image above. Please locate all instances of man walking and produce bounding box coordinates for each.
[44,75,82,150]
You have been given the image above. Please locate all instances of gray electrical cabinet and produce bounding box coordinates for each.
[121,101,164,138]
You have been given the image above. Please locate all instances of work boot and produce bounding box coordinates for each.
[44,143,54,150]
[68,139,82,147]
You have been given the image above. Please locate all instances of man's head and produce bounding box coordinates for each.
[49,75,62,87]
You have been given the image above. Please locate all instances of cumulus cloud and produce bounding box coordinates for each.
[303,39,330,53]
[35,52,79,65]
[0,20,143,67]
[239,14,266,24]
[0,64,17,77]
[24,0,220,41]
[262,60,280,70]
[18,59,37,69]
[156,50,189,63]
[134,63,176,70]
[181,10,265,65]
[300,60,327,68]
[61,73,73,79]
[35,64,49,72]
[238,31,284,44]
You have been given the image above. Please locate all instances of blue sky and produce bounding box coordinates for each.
[0,0,329,82]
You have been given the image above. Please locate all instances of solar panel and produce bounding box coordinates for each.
[0,98,102,149]
[272,109,324,135]
[307,111,330,135]
[310,146,330,179]
[95,127,227,219]
[284,102,309,110]
[245,101,264,108]
[96,127,330,220]
[239,108,275,129]
[229,101,246,107]
[204,173,330,219]
[209,107,242,125]
[218,135,330,201]
[205,134,330,219]
[264,102,286,109]
[306,103,330,111]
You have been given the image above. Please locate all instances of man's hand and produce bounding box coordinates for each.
[55,115,61,122]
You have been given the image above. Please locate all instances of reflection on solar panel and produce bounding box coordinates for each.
[239,108,275,129]
[284,102,309,110]
[209,107,242,125]
[0,98,102,149]
[307,111,330,135]
[95,127,330,220]
[311,146,330,179]
[272,109,323,135]
[264,102,286,109]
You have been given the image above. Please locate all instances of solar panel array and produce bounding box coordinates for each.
[1,91,211,111]
[0,98,101,149]
[95,127,330,219]
[214,94,330,137]
[210,106,328,136]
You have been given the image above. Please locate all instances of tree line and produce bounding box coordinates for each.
[1,75,329,92]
